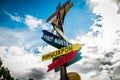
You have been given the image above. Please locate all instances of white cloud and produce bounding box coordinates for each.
[0,27,58,80]
[71,0,120,80]
[0,46,46,80]
[0,28,43,48]
[64,0,120,80]
[25,15,42,30]
[24,15,49,31]
[0,44,60,80]
[4,10,50,31]
[5,11,22,22]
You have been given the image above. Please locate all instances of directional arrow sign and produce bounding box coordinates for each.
[41,34,71,49]
[41,30,71,49]
[54,51,82,72]
[47,51,77,72]
[42,43,83,61]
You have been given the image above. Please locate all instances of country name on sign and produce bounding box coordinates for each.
[42,43,82,61]
[42,45,72,61]
[47,51,77,72]
[54,38,69,46]
[43,34,53,42]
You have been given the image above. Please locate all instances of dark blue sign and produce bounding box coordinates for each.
[41,30,71,49]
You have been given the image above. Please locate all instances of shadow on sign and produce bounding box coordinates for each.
[54,51,82,72]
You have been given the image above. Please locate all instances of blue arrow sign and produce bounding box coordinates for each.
[41,30,71,48]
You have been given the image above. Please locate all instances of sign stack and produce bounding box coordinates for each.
[41,0,84,80]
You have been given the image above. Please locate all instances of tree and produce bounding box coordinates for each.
[0,58,34,80]
[0,58,14,80]
[29,78,34,80]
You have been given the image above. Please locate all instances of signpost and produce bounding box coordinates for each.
[41,1,84,80]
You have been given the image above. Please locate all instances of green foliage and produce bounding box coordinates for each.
[0,58,14,80]
[29,78,34,80]
[0,58,34,80]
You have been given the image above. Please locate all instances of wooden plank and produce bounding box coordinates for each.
[46,0,70,23]
[54,26,70,42]
[47,51,77,72]
[42,43,83,61]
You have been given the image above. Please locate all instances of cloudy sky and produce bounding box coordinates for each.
[0,0,120,80]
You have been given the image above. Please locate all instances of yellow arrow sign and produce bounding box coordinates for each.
[42,43,83,61]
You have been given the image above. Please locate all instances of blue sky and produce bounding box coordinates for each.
[0,0,93,39]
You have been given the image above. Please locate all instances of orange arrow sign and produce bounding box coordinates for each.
[47,51,77,72]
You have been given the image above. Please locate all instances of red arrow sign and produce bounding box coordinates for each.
[47,51,77,72]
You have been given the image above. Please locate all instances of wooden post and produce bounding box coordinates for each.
[56,2,68,80]
[60,64,68,80]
